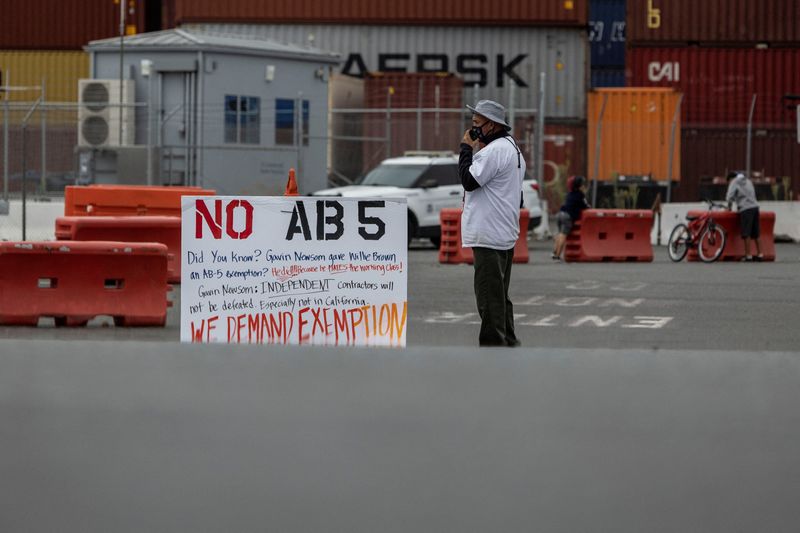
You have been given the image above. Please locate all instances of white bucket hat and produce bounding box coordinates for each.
[466,99,511,131]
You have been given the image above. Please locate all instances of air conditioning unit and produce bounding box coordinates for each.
[78,79,135,147]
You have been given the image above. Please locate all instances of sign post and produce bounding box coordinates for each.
[181,196,408,346]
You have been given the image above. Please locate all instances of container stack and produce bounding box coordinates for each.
[0,0,155,193]
[0,0,152,103]
[588,0,626,88]
[175,0,591,186]
[625,0,800,202]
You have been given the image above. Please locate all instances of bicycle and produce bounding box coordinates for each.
[667,199,728,263]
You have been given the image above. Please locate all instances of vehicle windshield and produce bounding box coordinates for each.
[359,164,427,187]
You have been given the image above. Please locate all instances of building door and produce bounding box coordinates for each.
[159,69,197,185]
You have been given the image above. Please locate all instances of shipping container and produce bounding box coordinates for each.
[589,0,626,68]
[0,51,89,102]
[626,0,800,45]
[364,72,464,108]
[175,0,588,26]
[185,24,588,119]
[361,73,465,173]
[0,0,148,50]
[540,121,588,212]
[627,47,800,127]
[590,67,626,88]
[677,127,800,202]
[588,88,681,182]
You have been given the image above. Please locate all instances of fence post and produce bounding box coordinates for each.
[416,78,423,151]
[591,92,608,207]
[3,69,9,202]
[665,93,683,203]
[385,86,393,158]
[40,77,46,194]
[746,93,757,179]
[535,72,546,195]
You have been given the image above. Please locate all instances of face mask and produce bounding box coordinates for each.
[469,121,490,142]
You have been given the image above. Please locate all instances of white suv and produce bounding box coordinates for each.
[313,151,542,247]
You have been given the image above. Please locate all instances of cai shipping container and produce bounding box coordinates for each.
[589,0,626,68]
[0,51,89,102]
[184,24,588,119]
[174,0,588,26]
[677,128,800,203]
[0,0,149,50]
[627,47,800,128]
[588,88,681,182]
[626,0,800,45]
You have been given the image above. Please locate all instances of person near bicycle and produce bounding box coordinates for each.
[725,171,764,261]
[552,175,590,261]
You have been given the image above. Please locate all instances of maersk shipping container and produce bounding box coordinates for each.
[174,0,588,26]
[184,24,588,119]
[626,0,800,45]
[0,51,89,102]
[677,128,800,203]
[627,47,800,127]
[0,0,148,50]
[589,0,625,68]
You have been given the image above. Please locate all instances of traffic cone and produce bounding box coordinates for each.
[284,168,299,196]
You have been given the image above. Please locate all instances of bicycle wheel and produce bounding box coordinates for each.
[667,223,690,262]
[698,223,727,263]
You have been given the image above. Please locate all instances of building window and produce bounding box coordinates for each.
[275,98,309,146]
[224,95,260,144]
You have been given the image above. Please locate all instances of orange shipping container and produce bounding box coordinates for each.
[588,88,681,182]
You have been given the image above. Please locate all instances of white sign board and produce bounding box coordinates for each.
[181,196,407,346]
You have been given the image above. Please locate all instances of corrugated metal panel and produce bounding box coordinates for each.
[588,88,681,182]
[541,121,588,213]
[363,73,465,167]
[589,0,626,67]
[365,73,463,108]
[677,128,800,202]
[175,0,588,26]
[627,0,800,45]
[0,0,146,50]
[185,24,588,119]
[627,47,800,127]
[590,67,626,88]
[0,51,89,102]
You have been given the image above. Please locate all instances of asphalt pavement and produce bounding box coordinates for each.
[1,240,798,351]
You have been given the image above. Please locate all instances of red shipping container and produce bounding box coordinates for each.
[363,73,465,171]
[174,0,588,26]
[0,0,146,50]
[676,128,800,203]
[627,47,800,127]
[627,0,800,46]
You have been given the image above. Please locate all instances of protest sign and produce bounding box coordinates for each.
[181,196,407,346]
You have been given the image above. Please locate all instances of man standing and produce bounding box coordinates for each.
[726,171,764,261]
[458,100,525,347]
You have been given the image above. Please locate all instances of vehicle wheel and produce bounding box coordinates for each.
[430,236,441,249]
[698,224,726,263]
[667,223,690,262]
[407,213,418,246]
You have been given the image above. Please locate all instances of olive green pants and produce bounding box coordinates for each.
[472,247,519,347]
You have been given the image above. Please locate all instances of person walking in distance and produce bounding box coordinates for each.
[552,175,590,261]
[726,171,764,261]
[458,100,525,347]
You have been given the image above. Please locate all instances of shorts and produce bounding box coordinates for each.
[556,211,574,234]
[739,207,760,239]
